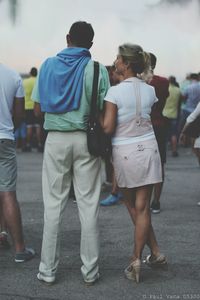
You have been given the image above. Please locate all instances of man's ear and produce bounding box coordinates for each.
[87,41,93,49]
[66,34,70,45]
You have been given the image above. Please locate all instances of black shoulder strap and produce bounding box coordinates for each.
[90,61,99,118]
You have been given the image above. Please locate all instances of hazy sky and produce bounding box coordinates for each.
[0,0,200,81]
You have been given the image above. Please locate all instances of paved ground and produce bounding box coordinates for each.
[0,146,200,300]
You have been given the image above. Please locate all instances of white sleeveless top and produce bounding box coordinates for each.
[104,77,158,145]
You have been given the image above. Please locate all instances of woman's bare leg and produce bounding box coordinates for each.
[121,185,160,258]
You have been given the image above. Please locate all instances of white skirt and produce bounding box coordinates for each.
[112,139,162,188]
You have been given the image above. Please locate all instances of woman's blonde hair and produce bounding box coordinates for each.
[118,43,150,75]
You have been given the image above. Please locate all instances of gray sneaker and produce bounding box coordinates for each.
[151,201,160,214]
[15,247,35,263]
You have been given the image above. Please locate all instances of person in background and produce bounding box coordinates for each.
[163,76,182,157]
[14,121,27,150]
[149,53,169,214]
[32,21,110,285]
[0,63,35,262]
[180,73,191,94]
[23,67,43,152]
[100,65,123,206]
[101,44,167,283]
[180,101,200,206]
[178,73,191,147]
[178,73,200,146]
[180,102,200,166]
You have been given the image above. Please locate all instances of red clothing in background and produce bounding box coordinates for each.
[150,75,169,127]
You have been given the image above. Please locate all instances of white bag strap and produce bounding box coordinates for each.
[133,80,141,125]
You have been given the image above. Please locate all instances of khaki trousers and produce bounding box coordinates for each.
[39,131,101,282]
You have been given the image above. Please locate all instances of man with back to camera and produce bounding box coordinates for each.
[32,21,110,285]
[0,63,35,262]
[149,53,169,214]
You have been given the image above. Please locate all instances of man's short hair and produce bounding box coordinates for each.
[69,21,94,49]
[190,73,198,80]
[30,67,37,77]
[149,53,157,70]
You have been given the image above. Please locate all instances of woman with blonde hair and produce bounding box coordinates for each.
[101,44,167,283]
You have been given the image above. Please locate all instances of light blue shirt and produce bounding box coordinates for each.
[0,64,24,140]
[183,81,200,113]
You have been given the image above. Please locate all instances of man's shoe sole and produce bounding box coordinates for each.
[37,273,55,286]
[152,209,160,214]
[84,273,100,286]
